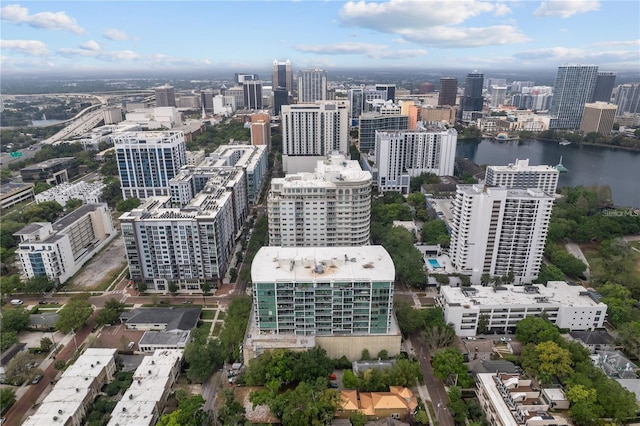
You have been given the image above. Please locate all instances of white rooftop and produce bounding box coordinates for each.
[487,158,558,172]
[251,246,394,283]
[441,281,605,308]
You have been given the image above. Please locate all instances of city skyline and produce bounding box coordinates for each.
[1,1,639,75]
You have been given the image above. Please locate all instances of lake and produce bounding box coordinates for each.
[456,138,640,208]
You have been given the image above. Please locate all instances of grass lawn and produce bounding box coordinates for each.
[200,310,217,320]
[211,322,222,336]
[199,321,213,335]
[217,311,226,320]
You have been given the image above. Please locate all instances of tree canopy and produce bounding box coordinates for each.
[56,296,93,333]
[515,317,561,345]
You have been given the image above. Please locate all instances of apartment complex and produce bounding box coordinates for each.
[550,65,599,129]
[281,100,349,173]
[35,181,105,206]
[438,281,607,336]
[247,245,401,361]
[15,204,117,285]
[268,154,371,247]
[298,68,327,102]
[358,113,409,153]
[250,112,271,149]
[114,131,187,201]
[591,72,616,102]
[23,348,118,426]
[449,185,554,284]
[579,102,618,136]
[485,159,559,195]
[612,83,640,114]
[374,123,458,194]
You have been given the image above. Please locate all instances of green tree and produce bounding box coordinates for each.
[431,348,473,387]
[477,314,489,334]
[515,317,561,345]
[184,332,225,383]
[534,264,566,284]
[24,275,55,293]
[547,247,587,277]
[217,389,246,425]
[599,282,636,327]
[342,369,358,388]
[65,198,83,211]
[116,197,141,212]
[168,281,179,295]
[410,172,440,193]
[0,387,16,414]
[422,323,456,351]
[618,321,640,359]
[33,182,53,194]
[157,393,208,426]
[421,219,449,245]
[39,337,53,351]
[1,308,30,332]
[350,411,367,426]
[95,298,125,326]
[521,341,573,384]
[0,330,19,352]
[54,359,67,370]
[56,296,93,333]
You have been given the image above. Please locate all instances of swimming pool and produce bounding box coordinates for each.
[428,259,442,268]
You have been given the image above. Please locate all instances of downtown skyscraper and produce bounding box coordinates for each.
[298,69,327,102]
[549,65,599,130]
[458,72,484,120]
[272,59,293,95]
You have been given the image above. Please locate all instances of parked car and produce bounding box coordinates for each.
[10,299,23,305]
[328,373,337,380]
[32,375,42,384]
[328,383,339,388]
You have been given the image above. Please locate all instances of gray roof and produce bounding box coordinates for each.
[1,343,26,366]
[569,330,614,346]
[29,313,59,328]
[14,222,47,236]
[20,157,76,171]
[139,330,191,347]
[120,307,201,330]
[474,360,519,375]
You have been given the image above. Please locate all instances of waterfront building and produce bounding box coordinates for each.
[438,281,607,336]
[358,113,409,153]
[449,184,554,284]
[580,102,618,136]
[438,77,458,107]
[490,86,507,108]
[0,182,34,209]
[247,245,401,361]
[612,83,640,114]
[272,59,293,95]
[485,159,559,195]
[113,131,187,201]
[591,72,616,102]
[15,204,117,285]
[459,72,484,120]
[549,65,599,129]
[268,154,371,247]
[419,106,456,125]
[374,123,458,194]
[281,100,349,173]
[155,84,176,107]
[298,69,327,102]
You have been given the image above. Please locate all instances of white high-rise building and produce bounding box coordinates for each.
[281,100,349,173]
[374,123,457,194]
[485,159,559,195]
[114,131,187,201]
[449,184,554,284]
[298,69,327,102]
[550,65,599,129]
[268,154,371,247]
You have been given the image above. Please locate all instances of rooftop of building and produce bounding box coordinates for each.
[440,281,606,308]
[120,307,201,331]
[139,329,191,347]
[112,130,184,143]
[0,182,34,195]
[487,159,559,173]
[251,246,394,283]
[569,330,615,346]
[20,157,76,171]
[457,184,552,199]
[15,204,108,243]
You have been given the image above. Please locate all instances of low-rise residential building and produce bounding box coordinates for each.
[23,348,117,426]
[338,387,418,421]
[15,204,117,285]
[107,349,183,426]
[437,282,607,336]
[568,330,616,353]
[0,182,34,209]
[35,181,105,206]
[120,307,201,331]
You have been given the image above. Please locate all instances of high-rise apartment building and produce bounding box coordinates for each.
[272,59,293,94]
[438,77,458,107]
[459,72,484,119]
[375,84,396,102]
[449,184,554,284]
[490,86,507,108]
[374,123,457,194]
[243,80,263,110]
[591,72,616,102]
[348,87,364,124]
[250,112,271,150]
[549,65,599,129]
[268,154,371,247]
[419,106,456,125]
[612,83,640,114]
[298,69,327,102]
[485,159,559,195]
[358,113,409,153]
[155,84,176,108]
[580,102,618,136]
[114,131,187,201]
[281,100,349,173]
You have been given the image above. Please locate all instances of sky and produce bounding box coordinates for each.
[1,0,639,76]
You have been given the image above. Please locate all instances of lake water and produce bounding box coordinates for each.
[456,138,640,208]
[30,119,65,127]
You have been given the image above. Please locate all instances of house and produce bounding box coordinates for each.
[338,387,418,421]
[119,307,201,331]
[0,343,26,375]
[568,330,615,353]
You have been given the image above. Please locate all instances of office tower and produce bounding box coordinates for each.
[375,84,396,102]
[243,80,263,110]
[612,83,640,114]
[438,77,458,106]
[485,78,507,90]
[358,113,409,153]
[419,82,434,94]
[591,72,616,102]
[485,159,559,195]
[459,71,485,119]
[235,73,259,84]
[298,69,327,102]
[348,88,364,125]
[420,106,456,125]
[281,100,349,173]
[225,86,245,109]
[272,59,293,94]
[268,154,371,247]
[490,86,507,107]
[155,84,176,107]
[201,90,215,112]
[250,112,271,149]
[250,245,399,360]
[375,123,458,194]
[273,87,289,115]
[401,101,419,130]
[549,65,599,129]
[449,184,554,284]
[113,131,187,201]
[580,102,618,136]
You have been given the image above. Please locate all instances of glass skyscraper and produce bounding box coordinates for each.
[549,65,599,129]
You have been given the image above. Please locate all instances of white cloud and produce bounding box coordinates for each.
[103,28,135,41]
[80,40,100,51]
[533,0,600,18]
[0,39,48,56]
[514,46,639,64]
[593,39,640,47]
[337,0,526,47]
[0,4,84,34]
[58,47,140,61]
[294,42,426,59]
